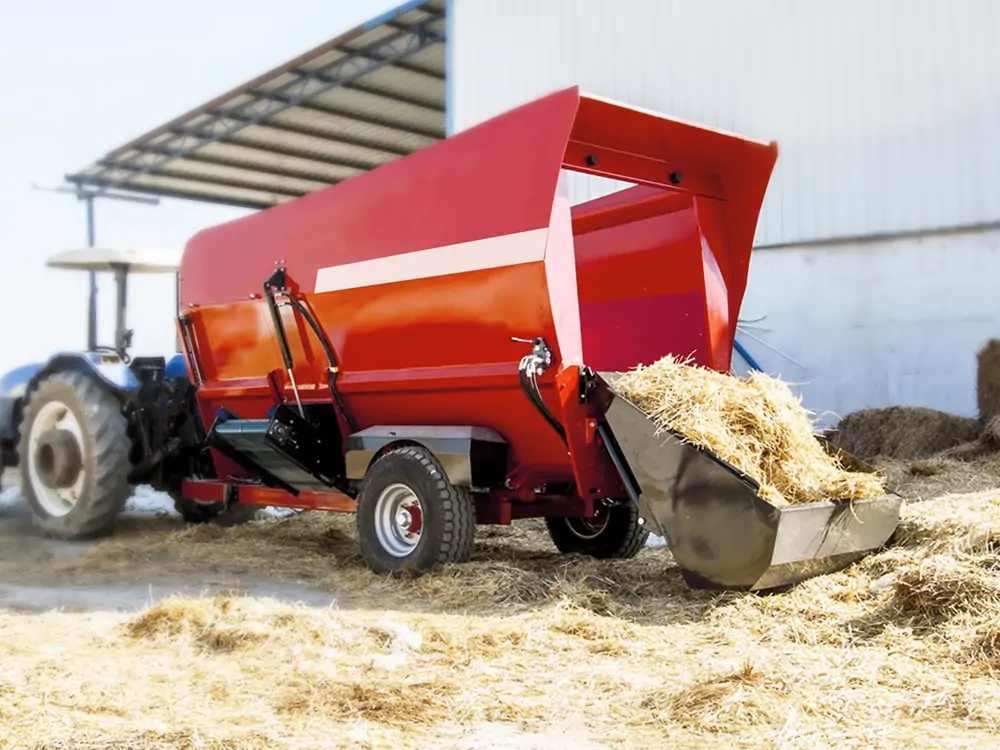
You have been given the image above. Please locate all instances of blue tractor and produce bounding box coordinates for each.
[0,246,255,537]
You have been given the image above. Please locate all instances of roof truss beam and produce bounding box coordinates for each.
[181,132,375,173]
[336,44,444,82]
[201,110,413,160]
[148,124,392,173]
[105,146,343,186]
[247,91,442,141]
[288,75,445,115]
[92,162,309,200]
[65,177,275,210]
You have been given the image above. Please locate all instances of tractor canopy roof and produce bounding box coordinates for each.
[47,247,181,274]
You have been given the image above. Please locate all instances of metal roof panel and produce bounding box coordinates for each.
[65,0,447,209]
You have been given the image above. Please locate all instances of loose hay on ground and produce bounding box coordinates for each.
[613,355,885,505]
[4,444,1000,747]
[888,554,1000,629]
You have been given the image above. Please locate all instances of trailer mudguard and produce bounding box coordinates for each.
[344,426,507,489]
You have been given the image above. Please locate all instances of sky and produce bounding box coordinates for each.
[0,0,397,375]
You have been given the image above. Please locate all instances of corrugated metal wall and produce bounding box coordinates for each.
[733,227,1000,423]
[451,0,1000,247]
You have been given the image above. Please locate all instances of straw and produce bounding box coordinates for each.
[612,354,886,505]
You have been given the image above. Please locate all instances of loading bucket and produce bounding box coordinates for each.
[597,375,902,591]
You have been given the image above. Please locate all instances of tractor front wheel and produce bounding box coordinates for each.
[18,371,132,539]
[545,501,649,559]
[355,446,476,575]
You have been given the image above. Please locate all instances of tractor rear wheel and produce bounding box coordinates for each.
[18,371,132,539]
[545,501,649,559]
[355,446,476,575]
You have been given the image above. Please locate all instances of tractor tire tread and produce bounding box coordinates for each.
[545,500,649,560]
[19,371,131,540]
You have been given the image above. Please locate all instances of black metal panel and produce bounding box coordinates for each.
[344,425,507,488]
[264,404,341,485]
[213,417,326,492]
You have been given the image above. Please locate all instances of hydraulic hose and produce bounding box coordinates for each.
[291,296,356,433]
[518,352,567,445]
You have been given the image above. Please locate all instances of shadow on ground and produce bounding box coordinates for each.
[0,486,717,623]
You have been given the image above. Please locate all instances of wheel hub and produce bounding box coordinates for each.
[566,506,611,540]
[35,428,83,489]
[375,483,424,558]
[27,398,88,518]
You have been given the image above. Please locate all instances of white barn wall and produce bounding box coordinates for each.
[450,0,1000,420]
[451,0,1000,247]
[731,227,1000,424]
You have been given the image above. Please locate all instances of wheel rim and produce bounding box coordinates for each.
[374,483,424,558]
[565,507,610,540]
[28,400,87,518]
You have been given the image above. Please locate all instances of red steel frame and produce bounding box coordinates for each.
[176,86,778,520]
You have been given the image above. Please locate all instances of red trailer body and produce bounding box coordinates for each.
[170,86,901,592]
[178,86,777,497]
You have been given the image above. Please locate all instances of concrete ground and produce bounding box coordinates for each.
[0,472,336,614]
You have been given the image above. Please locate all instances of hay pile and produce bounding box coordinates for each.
[978,339,1000,427]
[612,355,885,505]
[829,405,981,462]
[828,338,1000,464]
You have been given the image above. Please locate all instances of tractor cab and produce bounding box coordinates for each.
[45,246,183,367]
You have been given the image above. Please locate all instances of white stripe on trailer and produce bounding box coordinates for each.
[313,227,549,294]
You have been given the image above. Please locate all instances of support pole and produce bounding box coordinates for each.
[175,271,182,353]
[112,264,129,357]
[30,182,160,352]
[85,196,98,351]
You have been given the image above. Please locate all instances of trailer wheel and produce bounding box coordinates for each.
[18,371,131,539]
[545,501,649,559]
[355,446,476,574]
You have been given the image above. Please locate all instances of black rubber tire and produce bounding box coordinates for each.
[355,445,476,575]
[18,371,132,539]
[545,501,649,559]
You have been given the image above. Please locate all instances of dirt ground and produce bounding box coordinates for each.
[2,457,1000,749]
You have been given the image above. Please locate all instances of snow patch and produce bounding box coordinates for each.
[126,486,178,517]
[646,534,669,549]
[125,485,301,521]
[254,506,300,520]
[0,486,20,511]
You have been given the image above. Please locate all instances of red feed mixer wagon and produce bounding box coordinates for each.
[21,86,902,591]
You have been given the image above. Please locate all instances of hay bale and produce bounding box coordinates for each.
[829,406,979,463]
[984,415,1000,446]
[612,355,885,506]
[977,339,1000,425]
